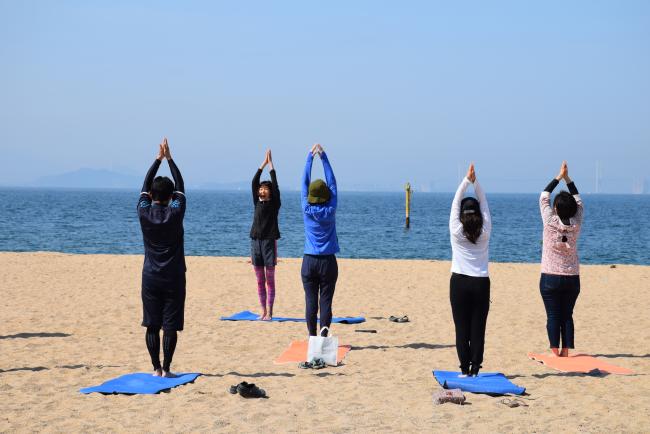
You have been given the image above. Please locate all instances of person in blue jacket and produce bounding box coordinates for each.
[301,143,339,337]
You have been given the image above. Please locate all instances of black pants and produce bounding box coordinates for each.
[141,273,186,331]
[301,254,338,336]
[540,273,580,349]
[450,273,490,371]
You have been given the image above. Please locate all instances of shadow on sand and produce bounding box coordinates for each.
[350,343,454,351]
[0,332,71,340]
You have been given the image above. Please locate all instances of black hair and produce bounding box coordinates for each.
[259,181,273,195]
[553,191,577,221]
[460,197,483,244]
[151,176,174,202]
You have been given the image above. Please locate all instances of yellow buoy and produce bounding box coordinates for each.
[405,182,412,228]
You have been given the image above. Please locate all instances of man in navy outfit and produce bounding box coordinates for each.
[137,138,186,377]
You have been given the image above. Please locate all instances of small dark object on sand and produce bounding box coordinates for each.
[432,388,466,405]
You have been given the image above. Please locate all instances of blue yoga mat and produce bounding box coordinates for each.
[80,372,201,395]
[433,370,525,395]
[220,310,365,324]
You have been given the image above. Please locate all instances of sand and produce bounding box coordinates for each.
[1,252,649,433]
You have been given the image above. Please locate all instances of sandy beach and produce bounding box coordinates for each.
[1,252,648,433]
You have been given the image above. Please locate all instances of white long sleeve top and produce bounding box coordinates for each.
[449,177,492,277]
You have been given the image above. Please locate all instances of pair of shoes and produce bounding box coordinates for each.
[388,315,409,323]
[228,381,266,398]
[298,358,327,370]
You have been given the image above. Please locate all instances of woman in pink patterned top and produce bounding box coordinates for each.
[539,161,583,357]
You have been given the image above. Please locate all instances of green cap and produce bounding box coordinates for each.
[308,179,331,204]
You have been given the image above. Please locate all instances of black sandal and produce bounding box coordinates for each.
[237,382,266,398]
[389,315,409,323]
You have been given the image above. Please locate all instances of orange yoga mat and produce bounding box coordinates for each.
[274,340,352,365]
[528,352,634,375]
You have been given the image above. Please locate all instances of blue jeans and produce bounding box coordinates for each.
[540,273,580,349]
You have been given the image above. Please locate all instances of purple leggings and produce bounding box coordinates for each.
[254,265,276,309]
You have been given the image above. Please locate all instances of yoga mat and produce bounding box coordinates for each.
[221,310,365,324]
[528,352,634,375]
[433,371,526,395]
[80,372,201,395]
[274,340,351,364]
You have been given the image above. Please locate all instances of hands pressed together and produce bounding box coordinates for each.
[466,163,477,184]
[311,143,324,157]
[555,161,572,183]
[156,137,172,161]
[259,149,274,170]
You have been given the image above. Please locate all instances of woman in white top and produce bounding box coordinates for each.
[449,163,492,377]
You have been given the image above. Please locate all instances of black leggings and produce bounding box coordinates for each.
[145,327,178,372]
[450,273,490,371]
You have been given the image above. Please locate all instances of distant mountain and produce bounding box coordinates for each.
[35,168,141,189]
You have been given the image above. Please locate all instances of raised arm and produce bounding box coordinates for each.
[141,142,165,193]
[564,174,583,224]
[168,159,184,194]
[252,169,262,203]
[301,150,314,208]
[138,143,164,210]
[450,177,471,235]
[270,168,281,208]
[266,149,280,208]
[473,179,491,237]
[540,179,558,224]
[162,138,184,194]
[320,150,337,209]
[141,159,162,193]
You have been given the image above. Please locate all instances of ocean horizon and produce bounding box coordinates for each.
[1,188,648,265]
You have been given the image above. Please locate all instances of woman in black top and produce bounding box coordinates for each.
[250,149,281,320]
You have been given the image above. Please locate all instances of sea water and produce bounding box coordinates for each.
[1,189,648,265]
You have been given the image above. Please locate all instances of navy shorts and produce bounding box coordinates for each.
[141,273,186,331]
[251,239,277,267]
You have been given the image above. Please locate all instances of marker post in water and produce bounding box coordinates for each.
[405,182,412,229]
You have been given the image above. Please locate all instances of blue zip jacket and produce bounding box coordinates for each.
[301,151,340,255]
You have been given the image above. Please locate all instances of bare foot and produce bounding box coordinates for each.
[153,368,163,377]
[267,306,273,321]
[162,370,177,378]
[560,348,569,357]
[260,308,267,320]
[550,348,561,357]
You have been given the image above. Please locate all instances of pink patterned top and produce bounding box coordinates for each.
[540,191,583,275]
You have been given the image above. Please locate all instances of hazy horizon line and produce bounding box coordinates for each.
[1,184,647,196]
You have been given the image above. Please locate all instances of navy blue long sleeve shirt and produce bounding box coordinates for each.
[137,159,186,277]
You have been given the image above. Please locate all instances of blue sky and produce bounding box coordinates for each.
[1,1,649,192]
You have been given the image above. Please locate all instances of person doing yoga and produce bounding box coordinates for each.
[301,144,339,337]
[539,161,583,357]
[250,149,281,320]
[449,163,492,377]
[137,138,186,377]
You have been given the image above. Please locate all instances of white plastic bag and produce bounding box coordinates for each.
[307,327,339,366]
